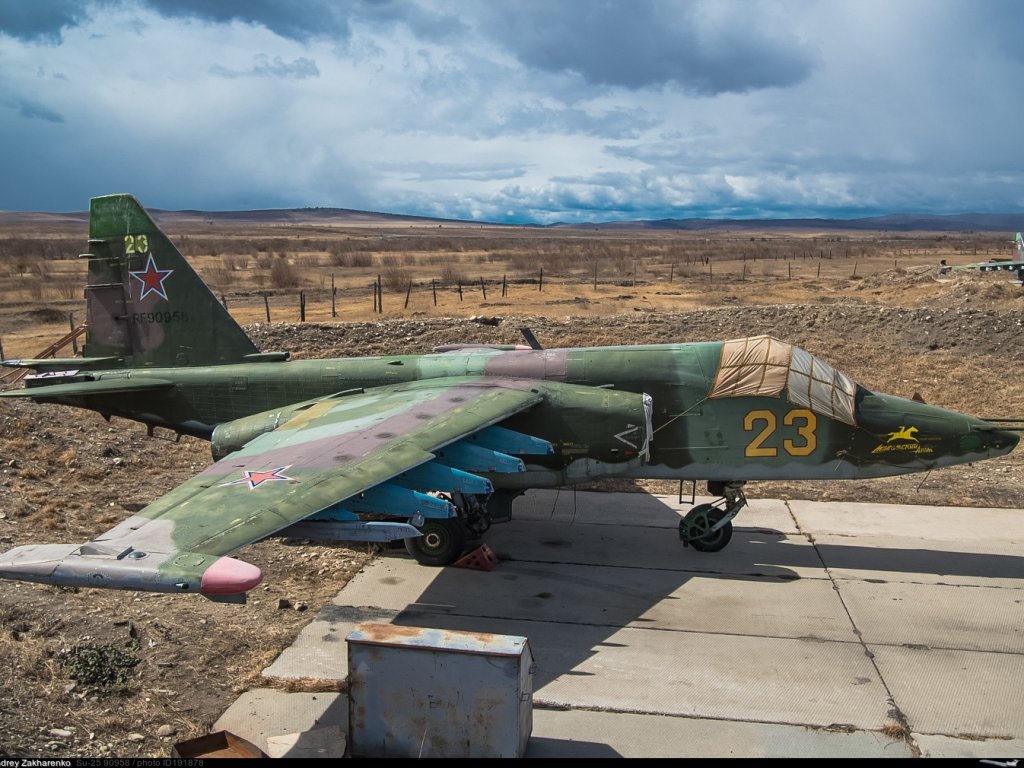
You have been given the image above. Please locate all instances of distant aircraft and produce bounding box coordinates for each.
[953,231,1024,281]
[0,195,1018,601]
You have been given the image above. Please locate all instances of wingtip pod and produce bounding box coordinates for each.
[199,556,263,595]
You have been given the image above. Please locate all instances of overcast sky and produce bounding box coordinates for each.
[2,0,1023,223]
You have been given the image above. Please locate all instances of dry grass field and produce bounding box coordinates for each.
[0,211,1010,358]
[1,210,1022,756]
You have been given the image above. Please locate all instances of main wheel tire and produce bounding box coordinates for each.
[404,518,468,566]
[679,503,734,553]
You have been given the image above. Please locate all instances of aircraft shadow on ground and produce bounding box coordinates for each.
[378,515,799,692]
[371,506,1024,694]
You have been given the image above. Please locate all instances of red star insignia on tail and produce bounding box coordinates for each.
[128,253,174,301]
[222,466,294,490]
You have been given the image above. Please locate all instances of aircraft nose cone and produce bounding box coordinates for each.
[988,427,1019,454]
[971,421,1020,457]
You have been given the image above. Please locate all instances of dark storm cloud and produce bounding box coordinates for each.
[0,0,104,41]
[146,0,353,41]
[0,0,463,44]
[477,0,817,95]
[148,0,466,43]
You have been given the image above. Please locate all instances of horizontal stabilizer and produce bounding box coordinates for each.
[0,377,174,399]
[2,357,122,370]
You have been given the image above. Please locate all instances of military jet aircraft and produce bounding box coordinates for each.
[950,231,1024,281]
[0,195,1017,601]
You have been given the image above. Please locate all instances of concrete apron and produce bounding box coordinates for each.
[217,490,1024,758]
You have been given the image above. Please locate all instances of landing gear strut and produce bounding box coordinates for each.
[679,481,747,553]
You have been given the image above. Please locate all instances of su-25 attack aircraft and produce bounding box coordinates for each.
[0,195,1018,602]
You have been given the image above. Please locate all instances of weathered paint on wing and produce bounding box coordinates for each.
[0,378,543,593]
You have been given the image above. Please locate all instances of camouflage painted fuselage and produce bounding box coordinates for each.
[28,341,1017,487]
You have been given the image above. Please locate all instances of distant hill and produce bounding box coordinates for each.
[0,207,1020,232]
[574,213,1024,232]
[0,206,468,228]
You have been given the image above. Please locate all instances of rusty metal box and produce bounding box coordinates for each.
[347,623,533,758]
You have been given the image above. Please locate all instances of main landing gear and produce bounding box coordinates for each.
[404,492,492,566]
[679,481,747,553]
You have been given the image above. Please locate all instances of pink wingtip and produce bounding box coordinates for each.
[200,556,263,595]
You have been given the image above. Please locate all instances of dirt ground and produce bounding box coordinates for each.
[1,261,1023,757]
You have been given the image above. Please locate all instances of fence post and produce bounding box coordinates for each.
[669,263,673,283]
[0,336,4,361]
[377,274,383,314]
[502,274,507,297]
[331,274,337,318]
[539,267,543,292]
[432,279,437,306]
[69,312,78,355]
[264,293,271,322]
[404,280,412,309]
[299,291,306,322]
[480,276,487,301]
[458,281,463,301]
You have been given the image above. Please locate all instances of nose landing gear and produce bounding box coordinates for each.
[679,481,747,553]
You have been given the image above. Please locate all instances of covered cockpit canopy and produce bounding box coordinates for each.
[708,335,858,426]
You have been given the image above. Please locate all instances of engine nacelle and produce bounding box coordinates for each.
[515,382,653,463]
[210,400,314,461]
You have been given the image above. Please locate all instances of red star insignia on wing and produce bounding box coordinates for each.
[222,466,294,490]
[128,253,174,301]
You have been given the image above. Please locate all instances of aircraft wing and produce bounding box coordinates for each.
[0,377,542,598]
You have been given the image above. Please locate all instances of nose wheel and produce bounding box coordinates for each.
[679,504,733,552]
[679,482,746,553]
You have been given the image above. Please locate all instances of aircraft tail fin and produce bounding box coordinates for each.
[83,195,258,368]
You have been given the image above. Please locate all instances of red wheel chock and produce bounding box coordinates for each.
[453,543,499,571]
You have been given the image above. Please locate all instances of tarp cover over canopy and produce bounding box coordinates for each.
[708,336,858,426]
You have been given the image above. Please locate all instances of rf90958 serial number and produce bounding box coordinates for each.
[131,310,190,324]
